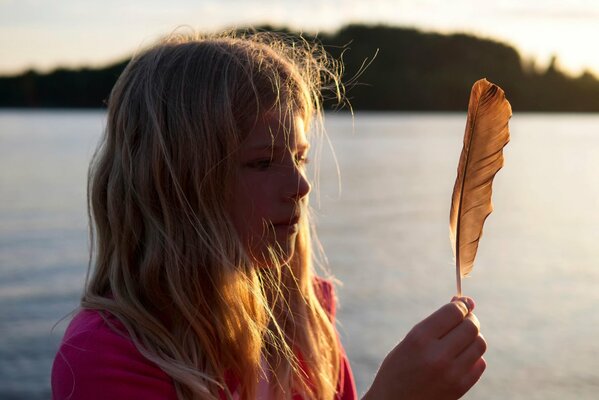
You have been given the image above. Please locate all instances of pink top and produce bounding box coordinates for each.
[52,278,357,400]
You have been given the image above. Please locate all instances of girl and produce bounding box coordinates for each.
[52,31,486,400]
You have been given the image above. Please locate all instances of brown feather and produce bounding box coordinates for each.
[449,79,512,296]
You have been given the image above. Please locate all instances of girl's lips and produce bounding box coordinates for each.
[275,223,299,233]
[273,216,300,232]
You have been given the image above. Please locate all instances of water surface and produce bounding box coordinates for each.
[1,110,598,399]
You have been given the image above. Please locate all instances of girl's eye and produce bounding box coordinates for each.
[295,155,310,166]
[247,159,273,170]
[246,154,309,170]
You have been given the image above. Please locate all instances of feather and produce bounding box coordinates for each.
[449,79,512,296]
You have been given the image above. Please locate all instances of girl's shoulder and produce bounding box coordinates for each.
[51,278,346,399]
[51,308,177,400]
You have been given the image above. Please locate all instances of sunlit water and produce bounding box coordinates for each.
[1,111,598,399]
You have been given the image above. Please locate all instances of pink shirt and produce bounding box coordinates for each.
[52,278,357,400]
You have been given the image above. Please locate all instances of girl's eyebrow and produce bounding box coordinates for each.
[248,142,310,152]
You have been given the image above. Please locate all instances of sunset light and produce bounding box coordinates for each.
[1,0,599,76]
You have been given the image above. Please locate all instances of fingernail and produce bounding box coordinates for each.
[461,297,475,312]
[452,297,474,313]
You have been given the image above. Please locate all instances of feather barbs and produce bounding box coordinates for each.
[449,79,511,296]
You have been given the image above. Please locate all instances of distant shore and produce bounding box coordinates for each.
[1,24,599,112]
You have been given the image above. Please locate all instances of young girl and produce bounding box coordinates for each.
[52,32,486,400]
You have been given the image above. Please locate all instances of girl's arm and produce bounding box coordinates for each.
[361,298,486,400]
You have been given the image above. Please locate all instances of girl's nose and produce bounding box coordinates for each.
[285,167,311,200]
[296,172,311,199]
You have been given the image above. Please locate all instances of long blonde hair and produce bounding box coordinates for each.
[83,31,344,399]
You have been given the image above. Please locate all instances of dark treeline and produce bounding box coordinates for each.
[2,24,599,111]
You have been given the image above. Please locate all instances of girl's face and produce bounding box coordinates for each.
[230,112,311,265]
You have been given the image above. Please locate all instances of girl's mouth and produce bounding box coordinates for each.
[273,216,300,232]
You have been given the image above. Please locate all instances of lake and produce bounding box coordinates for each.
[1,110,598,399]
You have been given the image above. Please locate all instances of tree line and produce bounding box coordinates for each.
[1,24,598,111]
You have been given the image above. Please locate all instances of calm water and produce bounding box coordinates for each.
[1,110,598,399]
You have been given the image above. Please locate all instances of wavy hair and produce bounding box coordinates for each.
[82,30,344,399]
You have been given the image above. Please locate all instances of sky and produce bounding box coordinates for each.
[1,0,599,76]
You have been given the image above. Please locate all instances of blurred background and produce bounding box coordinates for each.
[1,1,599,399]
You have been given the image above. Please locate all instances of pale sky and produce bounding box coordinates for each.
[1,0,599,76]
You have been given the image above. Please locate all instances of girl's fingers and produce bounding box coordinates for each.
[455,333,487,368]
[439,313,481,357]
[439,334,486,398]
[414,301,470,339]
[456,357,487,398]
[451,296,475,313]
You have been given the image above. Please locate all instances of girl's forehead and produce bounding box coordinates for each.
[242,113,309,151]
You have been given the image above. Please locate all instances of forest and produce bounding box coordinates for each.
[1,24,598,111]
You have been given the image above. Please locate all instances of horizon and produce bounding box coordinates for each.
[1,0,599,77]
[0,23,594,81]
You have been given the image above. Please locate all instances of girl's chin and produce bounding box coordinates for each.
[243,228,301,266]
[250,242,296,267]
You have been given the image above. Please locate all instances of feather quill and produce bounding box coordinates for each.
[450,79,511,296]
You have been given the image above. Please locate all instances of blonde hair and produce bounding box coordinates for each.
[83,30,344,399]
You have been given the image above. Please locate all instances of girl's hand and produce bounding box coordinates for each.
[363,297,486,400]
